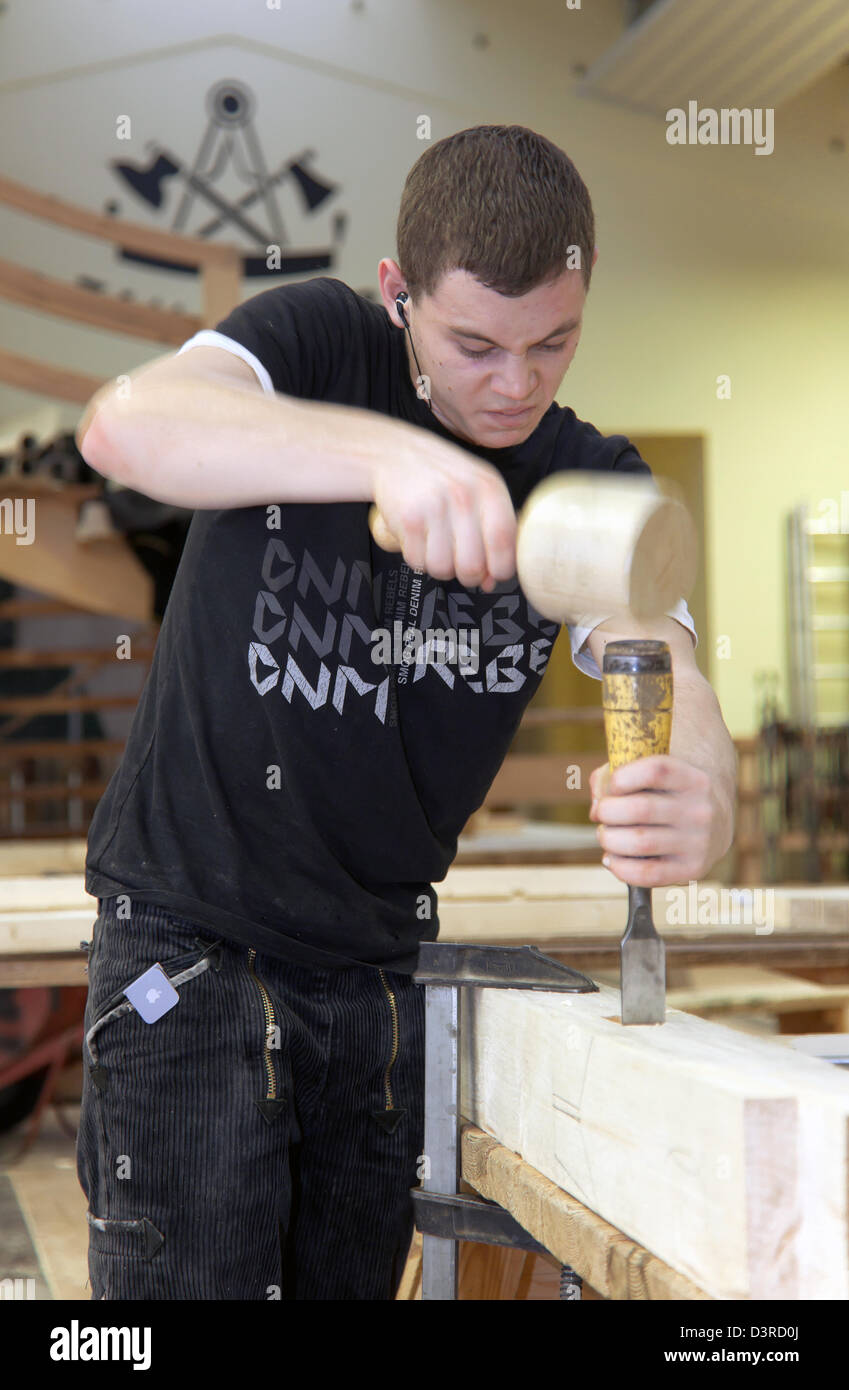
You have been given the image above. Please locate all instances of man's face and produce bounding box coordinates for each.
[381,263,591,448]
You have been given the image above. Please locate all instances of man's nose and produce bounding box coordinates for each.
[491,355,535,401]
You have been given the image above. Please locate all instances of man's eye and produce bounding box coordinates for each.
[458,341,567,360]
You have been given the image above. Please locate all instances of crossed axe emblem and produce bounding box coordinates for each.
[111,80,345,273]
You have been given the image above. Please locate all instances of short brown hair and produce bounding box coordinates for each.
[396,125,595,301]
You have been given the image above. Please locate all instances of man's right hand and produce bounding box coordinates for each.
[370,435,518,592]
[75,343,525,539]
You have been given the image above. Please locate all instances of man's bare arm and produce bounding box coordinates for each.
[77,346,429,510]
[75,345,519,591]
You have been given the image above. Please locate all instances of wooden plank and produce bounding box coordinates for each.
[0,696,139,715]
[0,784,109,804]
[0,840,86,875]
[0,910,95,956]
[459,982,849,1299]
[3,867,849,956]
[0,347,105,405]
[662,965,849,1018]
[10,1159,90,1300]
[0,599,94,618]
[436,867,849,941]
[460,1126,710,1299]
[0,740,126,761]
[1,877,93,909]
[0,485,153,617]
[394,1229,423,1300]
[0,646,154,667]
[484,754,598,806]
[201,251,244,327]
[0,172,240,268]
[0,257,201,345]
[0,955,87,986]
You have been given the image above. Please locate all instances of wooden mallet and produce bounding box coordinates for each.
[369,472,697,624]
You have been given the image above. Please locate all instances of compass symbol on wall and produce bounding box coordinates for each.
[109,80,347,276]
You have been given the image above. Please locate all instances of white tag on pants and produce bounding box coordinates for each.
[123,963,180,1024]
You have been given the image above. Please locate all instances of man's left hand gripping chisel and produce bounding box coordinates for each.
[601,639,673,1026]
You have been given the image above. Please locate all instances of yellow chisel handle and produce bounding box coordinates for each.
[601,639,672,1027]
[602,640,672,768]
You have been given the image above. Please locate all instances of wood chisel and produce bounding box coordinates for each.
[602,639,672,1025]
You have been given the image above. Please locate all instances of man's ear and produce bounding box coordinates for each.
[377,258,407,327]
[591,247,599,269]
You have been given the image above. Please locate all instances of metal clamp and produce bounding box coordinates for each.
[412,940,597,1300]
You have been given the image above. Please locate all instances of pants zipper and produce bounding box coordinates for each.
[377,968,399,1109]
[247,948,277,1100]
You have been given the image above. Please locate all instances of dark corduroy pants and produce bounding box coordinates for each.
[76,898,426,1300]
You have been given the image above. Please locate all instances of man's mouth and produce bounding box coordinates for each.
[486,405,534,419]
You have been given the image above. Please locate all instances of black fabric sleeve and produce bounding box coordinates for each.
[566,415,652,476]
[211,276,363,400]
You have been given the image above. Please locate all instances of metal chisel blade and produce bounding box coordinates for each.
[620,885,666,1025]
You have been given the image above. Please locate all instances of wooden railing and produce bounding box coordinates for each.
[0,594,158,838]
[0,171,243,401]
[0,173,244,837]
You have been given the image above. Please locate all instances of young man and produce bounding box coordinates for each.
[75,124,736,1300]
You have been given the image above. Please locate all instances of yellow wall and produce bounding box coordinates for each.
[564,256,848,736]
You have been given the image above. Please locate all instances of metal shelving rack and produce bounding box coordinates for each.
[786,505,849,728]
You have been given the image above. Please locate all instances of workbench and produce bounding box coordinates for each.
[4,843,849,1300]
[396,1125,712,1300]
[3,845,849,990]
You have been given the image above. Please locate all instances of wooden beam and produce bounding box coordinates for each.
[3,867,849,955]
[200,250,244,327]
[436,866,849,941]
[0,598,94,618]
[660,964,849,1022]
[0,740,126,761]
[0,840,86,875]
[461,1126,710,1299]
[0,258,201,345]
[0,484,153,617]
[0,695,140,715]
[484,754,598,806]
[0,955,88,988]
[0,172,240,269]
[0,347,104,404]
[459,980,849,1298]
[0,646,154,668]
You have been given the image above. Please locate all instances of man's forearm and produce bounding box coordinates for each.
[79,373,418,510]
[670,670,738,859]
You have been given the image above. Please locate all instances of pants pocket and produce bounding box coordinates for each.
[83,936,224,1077]
[87,1210,164,1260]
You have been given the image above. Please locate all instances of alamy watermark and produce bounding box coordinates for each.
[50,1320,151,1370]
[0,1276,35,1299]
[371,621,480,675]
[0,496,35,545]
[665,881,774,935]
[666,102,774,156]
[810,492,849,533]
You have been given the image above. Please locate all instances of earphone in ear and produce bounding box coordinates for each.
[394,289,433,413]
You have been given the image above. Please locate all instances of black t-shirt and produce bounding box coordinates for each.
[85,276,664,973]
